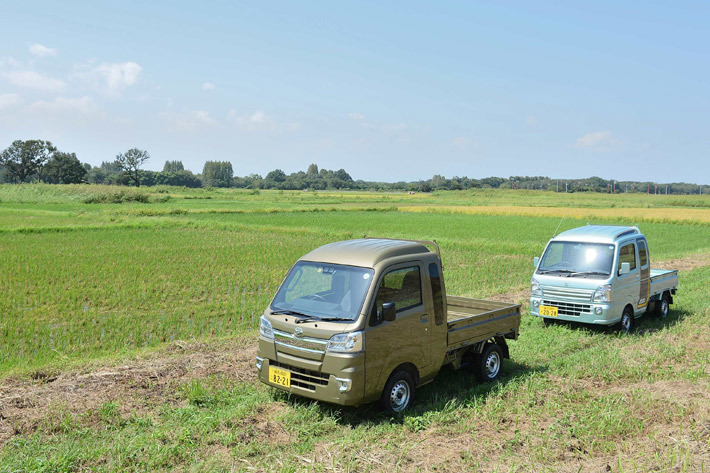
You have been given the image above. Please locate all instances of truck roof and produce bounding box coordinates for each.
[552,225,641,244]
[300,238,431,267]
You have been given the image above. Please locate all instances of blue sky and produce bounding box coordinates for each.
[0,1,708,183]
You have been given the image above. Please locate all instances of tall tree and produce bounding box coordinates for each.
[307,163,319,176]
[202,161,233,187]
[43,152,88,184]
[266,169,287,183]
[115,148,150,187]
[0,140,56,183]
[163,160,184,172]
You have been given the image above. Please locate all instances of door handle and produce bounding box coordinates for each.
[420,314,429,323]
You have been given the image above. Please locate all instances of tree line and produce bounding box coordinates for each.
[0,140,706,194]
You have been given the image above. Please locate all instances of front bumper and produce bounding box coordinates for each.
[256,337,366,406]
[530,297,619,325]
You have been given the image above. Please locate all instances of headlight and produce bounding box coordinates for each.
[592,285,612,303]
[326,331,363,353]
[259,315,274,340]
[531,277,543,297]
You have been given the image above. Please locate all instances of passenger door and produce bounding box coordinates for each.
[636,239,650,309]
[365,263,431,390]
[616,242,640,312]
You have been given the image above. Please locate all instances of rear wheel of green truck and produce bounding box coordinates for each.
[380,370,415,415]
[474,344,503,382]
[655,293,670,319]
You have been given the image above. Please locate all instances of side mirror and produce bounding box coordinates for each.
[382,302,396,322]
[533,257,540,268]
[619,262,630,275]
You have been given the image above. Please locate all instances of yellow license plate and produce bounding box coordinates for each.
[540,305,558,317]
[269,367,290,388]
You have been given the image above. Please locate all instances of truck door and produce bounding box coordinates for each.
[636,239,650,309]
[616,242,640,312]
[365,264,432,390]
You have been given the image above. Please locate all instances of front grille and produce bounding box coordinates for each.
[273,329,327,355]
[541,286,594,301]
[271,361,329,391]
[542,300,591,317]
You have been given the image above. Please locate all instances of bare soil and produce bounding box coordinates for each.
[0,339,257,447]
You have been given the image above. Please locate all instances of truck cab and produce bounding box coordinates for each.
[530,225,678,332]
[256,238,520,413]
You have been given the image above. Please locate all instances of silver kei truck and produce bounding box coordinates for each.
[256,238,521,413]
[530,225,678,332]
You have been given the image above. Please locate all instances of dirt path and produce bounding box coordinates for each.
[0,339,256,446]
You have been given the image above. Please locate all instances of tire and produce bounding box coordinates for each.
[620,306,634,334]
[380,370,415,415]
[473,344,503,382]
[655,294,670,319]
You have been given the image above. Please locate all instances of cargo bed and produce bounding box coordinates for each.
[650,269,678,297]
[446,296,521,348]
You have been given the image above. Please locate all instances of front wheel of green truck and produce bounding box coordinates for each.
[473,343,503,382]
[380,370,416,415]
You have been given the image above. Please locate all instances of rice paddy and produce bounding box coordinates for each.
[0,184,709,472]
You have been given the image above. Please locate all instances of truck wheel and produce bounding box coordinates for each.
[380,370,415,415]
[474,344,503,382]
[655,294,670,319]
[620,306,634,334]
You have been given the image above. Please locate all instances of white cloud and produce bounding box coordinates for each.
[3,70,65,91]
[575,130,619,149]
[228,109,300,132]
[347,112,364,120]
[383,122,407,132]
[29,43,57,57]
[29,96,96,115]
[0,93,23,110]
[0,56,20,67]
[165,109,217,132]
[201,82,215,91]
[95,62,142,95]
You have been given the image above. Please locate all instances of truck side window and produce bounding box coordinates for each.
[638,240,648,267]
[618,243,637,273]
[429,263,445,325]
[375,266,422,313]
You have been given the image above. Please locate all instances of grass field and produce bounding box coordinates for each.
[1,184,709,472]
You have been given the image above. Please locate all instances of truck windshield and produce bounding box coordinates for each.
[271,261,375,321]
[537,241,614,278]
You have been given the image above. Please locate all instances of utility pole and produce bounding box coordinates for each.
[556,181,559,192]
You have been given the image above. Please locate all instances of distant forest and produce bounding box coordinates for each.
[0,140,706,195]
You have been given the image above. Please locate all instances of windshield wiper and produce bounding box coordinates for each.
[569,271,610,278]
[295,316,353,324]
[271,309,311,318]
[539,269,574,276]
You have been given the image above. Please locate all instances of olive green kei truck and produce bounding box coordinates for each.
[256,238,521,413]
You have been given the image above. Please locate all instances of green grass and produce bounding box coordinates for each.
[1,184,709,472]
